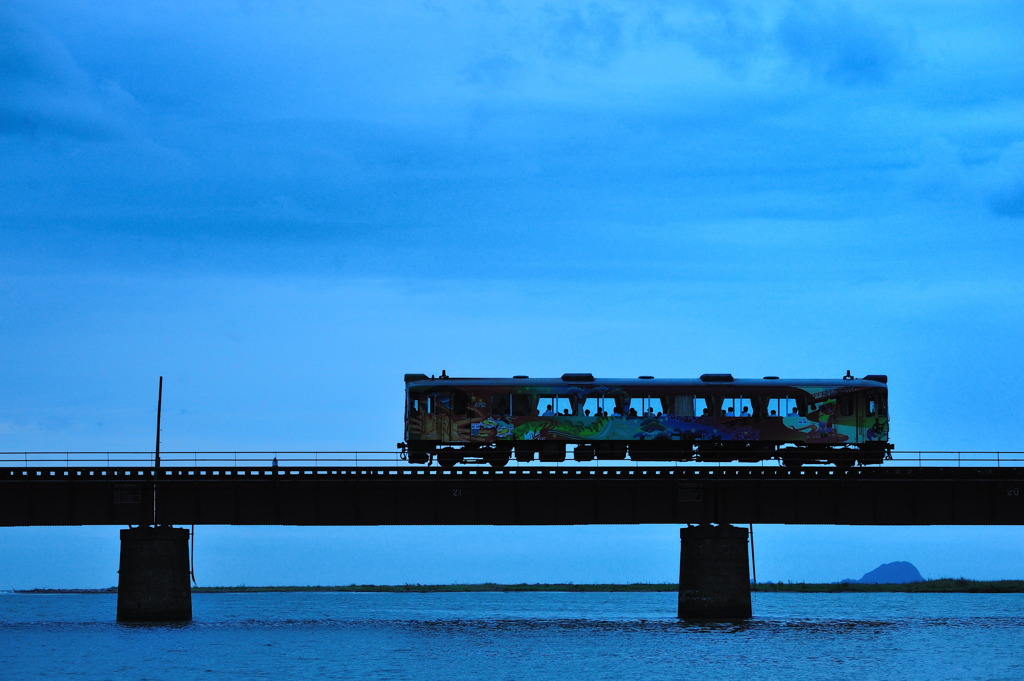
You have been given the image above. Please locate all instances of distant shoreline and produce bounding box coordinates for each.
[11,579,1024,594]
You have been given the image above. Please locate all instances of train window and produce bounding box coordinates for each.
[864,393,887,417]
[669,395,709,417]
[492,393,535,417]
[672,396,693,417]
[583,395,631,417]
[452,392,470,416]
[629,398,641,417]
[426,392,452,414]
[581,396,610,417]
[840,397,854,417]
[767,397,799,417]
[694,397,709,417]
[512,393,534,416]
[720,396,753,417]
[539,394,575,416]
[628,396,663,418]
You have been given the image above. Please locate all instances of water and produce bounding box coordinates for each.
[2,591,1022,680]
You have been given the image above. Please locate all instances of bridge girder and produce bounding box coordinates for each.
[2,466,1023,527]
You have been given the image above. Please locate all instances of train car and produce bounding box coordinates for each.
[401,371,892,468]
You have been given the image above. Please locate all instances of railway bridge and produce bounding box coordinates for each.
[3,453,1023,621]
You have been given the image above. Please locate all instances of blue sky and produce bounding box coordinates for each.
[3,1,1024,588]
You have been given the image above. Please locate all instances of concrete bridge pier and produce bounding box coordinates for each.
[678,524,752,619]
[116,526,192,622]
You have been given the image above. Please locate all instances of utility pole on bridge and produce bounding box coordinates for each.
[116,376,192,622]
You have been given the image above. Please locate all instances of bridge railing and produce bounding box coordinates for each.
[891,451,1024,467]
[1,450,1023,468]
[0,451,404,468]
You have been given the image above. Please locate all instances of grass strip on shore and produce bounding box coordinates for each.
[12,579,1024,594]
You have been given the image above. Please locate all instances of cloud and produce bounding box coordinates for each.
[776,1,909,85]
[0,5,134,140]
[543,2,625,65]
[462,52,523,87]
[640,0,768,72]
[903,137,1024,219]
[984,140,1024,217]
[903,137,968,202]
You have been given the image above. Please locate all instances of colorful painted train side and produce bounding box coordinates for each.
[401,372,892,468]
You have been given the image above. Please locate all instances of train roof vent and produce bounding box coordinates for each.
[763,376,780,380]
[862,374,888,383]
[700,373,734,382]
[561,372,595,382]
[638,375,654,379]
[404,373,429,382]
[512,375,529,379]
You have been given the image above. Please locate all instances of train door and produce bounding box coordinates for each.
[853,391,886,443]
[862,391,886,443]
[428,391,456,442]
[836,394,857,441]
[852,394,864,442]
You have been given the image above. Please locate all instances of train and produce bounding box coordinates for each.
[400,371,892,468]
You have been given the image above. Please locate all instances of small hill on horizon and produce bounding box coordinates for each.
[842,561,924,584]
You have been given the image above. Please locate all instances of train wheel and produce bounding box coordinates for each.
[437,448,461,469]
[513,443,535,463]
